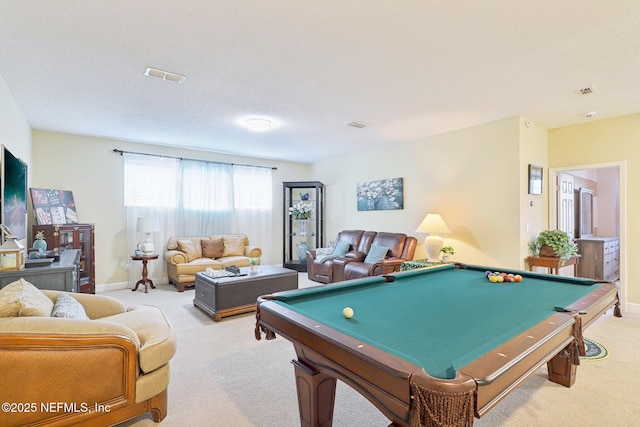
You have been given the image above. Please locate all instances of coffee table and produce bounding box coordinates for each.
[194,265,298,321]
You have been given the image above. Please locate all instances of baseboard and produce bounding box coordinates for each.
[624,301,640,313]
[96,281,129,292]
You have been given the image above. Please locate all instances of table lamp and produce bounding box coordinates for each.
[415,213,451,262]
[136,217,160,255]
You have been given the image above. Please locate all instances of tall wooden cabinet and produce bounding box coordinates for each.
[32,224,95,293]
[283,181,324,272]
[576,236,620,282]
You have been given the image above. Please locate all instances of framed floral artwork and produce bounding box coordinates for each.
[357,177,404,211]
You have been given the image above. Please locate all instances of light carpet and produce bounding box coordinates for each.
[104,275,640,426]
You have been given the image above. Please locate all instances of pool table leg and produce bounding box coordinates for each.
[546,345,577,387]
[292,358,337,427]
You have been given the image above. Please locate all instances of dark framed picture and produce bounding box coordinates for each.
[1,145,28,239]
[528,164,543,195]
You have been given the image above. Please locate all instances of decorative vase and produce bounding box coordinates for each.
[250,265,259,274]
[299,219,308,236]
[301,193,310,201]
[33,238,47,254]
[298,241,310,263]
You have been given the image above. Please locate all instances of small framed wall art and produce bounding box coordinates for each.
[528,164,543,195]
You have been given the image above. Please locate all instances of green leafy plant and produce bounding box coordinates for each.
[533,230,579,263]
[441,246,455,255]
[249,257,260,266]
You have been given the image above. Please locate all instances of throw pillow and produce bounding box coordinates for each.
[177,239,201,262]
[51,293,90,320]
[0,278,54,317]
[332,241,350,258]
[223,236,246,257]
[201,237,224,259]
[364,245,389,264]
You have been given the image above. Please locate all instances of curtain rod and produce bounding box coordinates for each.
[112,148,277,170]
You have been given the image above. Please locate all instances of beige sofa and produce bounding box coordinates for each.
[165,234,262,292]
[0,279,176,426]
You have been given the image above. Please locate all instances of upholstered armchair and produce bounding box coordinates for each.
[0,280,176,426]
[342,232,417,281]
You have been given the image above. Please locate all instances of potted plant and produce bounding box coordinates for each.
[249,257,260,273]
[531,230,579,263]
[441,246,455,262]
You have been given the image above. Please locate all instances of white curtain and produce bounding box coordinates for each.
[124,153,180,286]
[178,160,233,236]
[123,153,273,286]
[232,165,273,263]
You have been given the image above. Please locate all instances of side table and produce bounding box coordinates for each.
[131,254,159,293]
[526,256,579,276]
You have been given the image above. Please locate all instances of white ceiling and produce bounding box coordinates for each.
[1,1,639,164]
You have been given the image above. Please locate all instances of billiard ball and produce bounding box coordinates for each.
[343,307,354,318]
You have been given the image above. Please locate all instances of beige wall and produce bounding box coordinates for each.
[31,131,311,286]
[0,75,32,248]
[549,113,639,305]
[518,117,549,261]
[312,116,544,270]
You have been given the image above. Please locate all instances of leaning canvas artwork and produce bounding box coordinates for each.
[356,177,403,211]
[30,188,79,225]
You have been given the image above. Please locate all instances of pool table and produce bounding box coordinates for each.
[255,263,621,427]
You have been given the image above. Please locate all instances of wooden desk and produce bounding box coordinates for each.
[527,256,579,276]
[131,254,158,293]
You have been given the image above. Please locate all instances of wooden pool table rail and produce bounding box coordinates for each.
[256,280,620,427]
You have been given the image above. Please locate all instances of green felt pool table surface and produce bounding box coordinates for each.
[272,264,599,379]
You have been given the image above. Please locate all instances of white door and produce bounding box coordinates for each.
[558,173,574,238]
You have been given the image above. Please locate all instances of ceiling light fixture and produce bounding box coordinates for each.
[246,118,272,132]
[346,121,367,128]
[584,111,597,119]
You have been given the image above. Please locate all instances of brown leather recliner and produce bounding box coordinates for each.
[342,232,417,281]
[306,230,366,283]
[306,231,416,283]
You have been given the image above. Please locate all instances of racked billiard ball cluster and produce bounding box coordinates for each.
[485,271,523,283]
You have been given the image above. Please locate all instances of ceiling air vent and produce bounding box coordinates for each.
[144,67,187,84]
[576,86,596,95]
[346,121,367,128]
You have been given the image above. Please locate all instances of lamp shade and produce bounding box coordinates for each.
[415,214,451,235]
[136,217,160,234]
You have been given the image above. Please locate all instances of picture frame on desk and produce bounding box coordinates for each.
[528,164,543,195]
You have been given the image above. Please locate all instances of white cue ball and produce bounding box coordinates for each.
[343,307,354,318]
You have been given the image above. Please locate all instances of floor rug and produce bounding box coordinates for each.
[581,337,609,361]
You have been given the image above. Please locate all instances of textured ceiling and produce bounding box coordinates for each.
[1,1,639,163]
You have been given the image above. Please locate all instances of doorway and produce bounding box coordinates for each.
[549,162,626,309]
